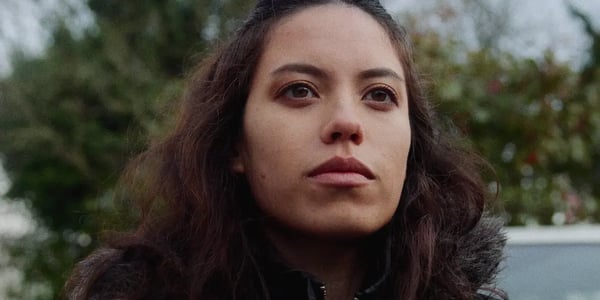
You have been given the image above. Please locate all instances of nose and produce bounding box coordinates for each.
[320,104,364,145]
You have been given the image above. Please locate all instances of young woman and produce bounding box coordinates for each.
[65,0,506,299]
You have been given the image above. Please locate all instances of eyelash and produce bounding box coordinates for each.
[276,82,319,101]
[362,85,398,106]
[276,82,399,106]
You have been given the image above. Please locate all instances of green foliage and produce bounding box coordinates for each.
[0,0,599,298]
[0,0,253,298]
[408,6,600,225]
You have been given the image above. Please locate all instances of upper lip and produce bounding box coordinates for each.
[308,156,375,179]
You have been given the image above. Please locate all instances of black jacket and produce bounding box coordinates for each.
[66,217,506,300]
[259,217,506,300]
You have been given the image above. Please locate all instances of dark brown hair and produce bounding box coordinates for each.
[66,0,494,299]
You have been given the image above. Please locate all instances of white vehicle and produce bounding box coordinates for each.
[497,225,600,300]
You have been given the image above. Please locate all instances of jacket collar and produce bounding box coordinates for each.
[258,229,393,300]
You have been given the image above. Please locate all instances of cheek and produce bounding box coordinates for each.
[242,103,316,172]
[378,118,411,198]
[240,144,303,228]
[240,108,306,196]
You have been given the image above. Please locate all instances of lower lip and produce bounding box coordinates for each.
[308,172,371,187]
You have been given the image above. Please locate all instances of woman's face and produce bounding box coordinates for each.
[233,4,411,239]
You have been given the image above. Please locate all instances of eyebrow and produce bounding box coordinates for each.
[358,68,404,82]
[271,63,327,79]
[270,63,404,82]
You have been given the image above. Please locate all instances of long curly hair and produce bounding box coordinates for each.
[66,0,492,299]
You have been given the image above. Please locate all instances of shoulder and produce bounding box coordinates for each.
[476,289,509,300]
[459,217,508,299]
[64,246,181,300]
[456,216,507,287]
[64,248,141,299]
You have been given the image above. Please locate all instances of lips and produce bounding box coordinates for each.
[307,156,375,187]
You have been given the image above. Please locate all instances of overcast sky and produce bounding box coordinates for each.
[1,0,600,77]
[385,0,600,68]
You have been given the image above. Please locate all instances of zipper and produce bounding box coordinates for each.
[319,284,361,300]
[320,284,327,300]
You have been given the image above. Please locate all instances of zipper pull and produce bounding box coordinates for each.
[320,285,327,300]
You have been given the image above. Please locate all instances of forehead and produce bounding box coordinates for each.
[257,4,403,76]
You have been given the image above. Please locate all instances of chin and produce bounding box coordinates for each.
[299,218,392,242]
[318,209,395,239]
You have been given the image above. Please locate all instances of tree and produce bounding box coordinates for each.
[0,0,253,298]
[406,3,600,225]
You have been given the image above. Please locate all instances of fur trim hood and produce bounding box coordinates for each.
[64,216,506,299]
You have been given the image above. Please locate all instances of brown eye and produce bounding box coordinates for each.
[364,87,397,104]
[283,83,316,99]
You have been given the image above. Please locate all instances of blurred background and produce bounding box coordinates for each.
[0,0,598,298]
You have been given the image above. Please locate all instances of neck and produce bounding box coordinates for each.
[265,226,368,300]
